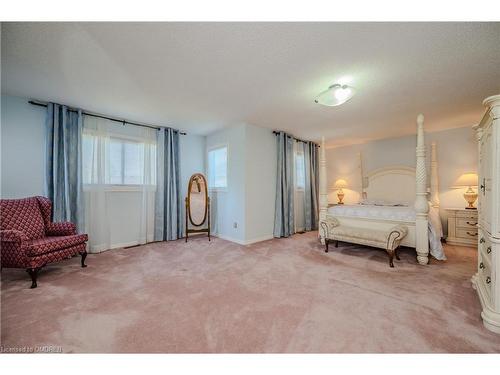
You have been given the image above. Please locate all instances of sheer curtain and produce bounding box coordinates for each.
[82,116,157,253]
[293,140,306,232]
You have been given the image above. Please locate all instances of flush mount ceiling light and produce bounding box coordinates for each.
[314,84,356,107]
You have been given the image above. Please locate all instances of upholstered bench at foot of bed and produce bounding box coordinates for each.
[320,219,408,267]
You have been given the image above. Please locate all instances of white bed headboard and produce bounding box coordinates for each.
[364,166,416,204]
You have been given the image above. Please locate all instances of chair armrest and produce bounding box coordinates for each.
[46,222,77,236]
[1,230,29,267]
[386,225,408,250]
[320,217,340,239]
[0,229,28,243]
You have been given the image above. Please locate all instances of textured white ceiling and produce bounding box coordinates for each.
[2,22,499,147]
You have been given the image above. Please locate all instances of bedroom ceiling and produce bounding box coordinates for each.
[2,22,499,147]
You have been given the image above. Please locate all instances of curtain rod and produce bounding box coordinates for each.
[272,130,320,146]
[29,100,187,135]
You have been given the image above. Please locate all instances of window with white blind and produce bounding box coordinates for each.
[295,151,306,190]
[208,145,228,190]
[82,134,156,186]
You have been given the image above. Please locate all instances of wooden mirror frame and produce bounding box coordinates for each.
[185,173,210,242]
[187,173,208,226]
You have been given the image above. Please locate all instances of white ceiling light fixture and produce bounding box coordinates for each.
[315,84,356,107]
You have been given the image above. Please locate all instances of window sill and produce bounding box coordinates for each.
[209,187,228,193]
[83,184,157,192]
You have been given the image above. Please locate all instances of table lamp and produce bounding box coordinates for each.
[452,172,479,209]
[334,179,348,205]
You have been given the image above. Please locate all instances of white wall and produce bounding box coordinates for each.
[325,126,478,234]
[206,123,276,244]
[1,95,46,198]
[1,95,206,245]
[179,133,206,234]
[206,124,247,243]
[244,124,276,243]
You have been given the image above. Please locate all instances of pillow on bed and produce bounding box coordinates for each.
[359,198,409,207]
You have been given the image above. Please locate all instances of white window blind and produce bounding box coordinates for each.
[82,133,156,186]
[295,151,305,190]
[208,146,228,189]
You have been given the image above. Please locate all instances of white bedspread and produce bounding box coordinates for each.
[327,204,446,260]
[328,204,417,221]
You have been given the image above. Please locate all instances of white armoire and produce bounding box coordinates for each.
[472,94,500,334]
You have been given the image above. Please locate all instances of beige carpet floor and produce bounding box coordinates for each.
[2,232,500,353]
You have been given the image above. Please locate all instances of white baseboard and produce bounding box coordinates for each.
[112,241,143,249]
[213,233,274,245]
[88,240,144,253]
[244,235,274,245]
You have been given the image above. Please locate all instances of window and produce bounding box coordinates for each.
[208,146,228,189]
[82,133,156,186]
[109,138,145,185]
[295,151,305,190]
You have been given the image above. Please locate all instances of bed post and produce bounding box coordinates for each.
[430,142,440,209]
[319,136,328,244]
[358,152,365,199]
[415,114,429,265]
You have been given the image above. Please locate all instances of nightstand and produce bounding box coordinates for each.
[445,208,478,247]
[327,203,341,207]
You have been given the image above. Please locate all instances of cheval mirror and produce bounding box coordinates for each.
[185,173,210,241]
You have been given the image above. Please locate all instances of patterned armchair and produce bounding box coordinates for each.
[0,196,88,288]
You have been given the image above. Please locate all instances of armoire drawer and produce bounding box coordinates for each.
[478,252,492,299]
[478,230,492,265]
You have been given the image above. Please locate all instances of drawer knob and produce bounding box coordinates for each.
[480,262,485,269]
[486,276,491,284]
[480,237,485,243]
[466,221,477,226]
[466,231,478,236]
[487,247,492,254]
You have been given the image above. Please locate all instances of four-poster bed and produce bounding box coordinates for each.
[318,114,442,265]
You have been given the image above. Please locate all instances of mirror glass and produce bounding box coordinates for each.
[188,173,208,226]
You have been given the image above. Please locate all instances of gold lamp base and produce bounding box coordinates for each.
[464,186,478,210]
[337,189,345,205]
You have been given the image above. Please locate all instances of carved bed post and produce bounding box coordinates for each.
[358,152,365,199]
[415,114,429,265]
[319,136,328,244]
[430,142,440,208]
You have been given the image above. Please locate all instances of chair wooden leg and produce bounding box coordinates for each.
[80,251,88,268]
[26,268,40,289]
[335,240,339,248]
[325,240,329,253]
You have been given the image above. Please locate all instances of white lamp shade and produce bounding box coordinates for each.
[315,84,356,107]
[334,179,348,189]
[452,173,478,188]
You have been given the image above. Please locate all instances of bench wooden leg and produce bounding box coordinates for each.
[387,250,395,268]
[395,247,400,261]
